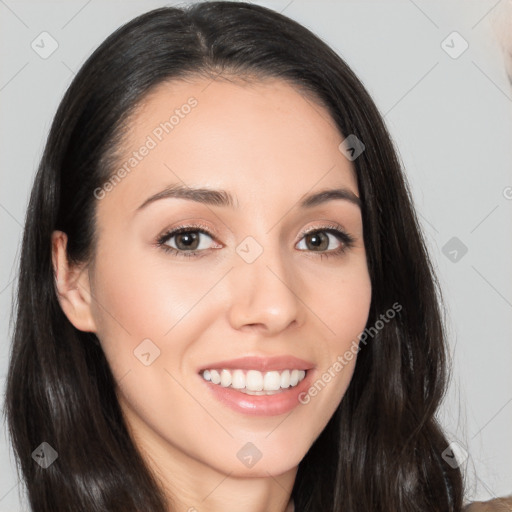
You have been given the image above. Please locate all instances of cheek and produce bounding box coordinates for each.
[88,241,225,379]
[301,258,371,414]
[311,255,372,345]
[93,235,219,321]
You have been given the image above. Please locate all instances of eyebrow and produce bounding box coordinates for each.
[135,184,362,212]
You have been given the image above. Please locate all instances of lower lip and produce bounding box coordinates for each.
[199,370,315,416]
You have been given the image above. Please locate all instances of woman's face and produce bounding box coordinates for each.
[84,77,371,480]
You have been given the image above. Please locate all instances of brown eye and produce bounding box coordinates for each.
[157,226,218,257]
[304,231,329,251]
[173,231,201,251]
[295,225,355,259]
[296,229,347,253]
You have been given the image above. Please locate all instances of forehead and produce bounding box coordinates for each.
[100,76,359,215]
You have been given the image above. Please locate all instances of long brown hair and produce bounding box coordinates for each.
[3,2,464,510]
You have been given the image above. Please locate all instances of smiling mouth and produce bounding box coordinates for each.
[199,368,308,395]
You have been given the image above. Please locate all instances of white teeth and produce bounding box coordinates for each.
[290,369,300,387]
[280,369,290,388]
[220,369,232,387]
[263,371,281,391]
[201,368,307,392]
[231,369,245,389]
[246,370,263,391]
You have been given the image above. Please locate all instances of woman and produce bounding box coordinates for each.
[3,2,475,510]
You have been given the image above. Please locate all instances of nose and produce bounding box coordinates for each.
[226,244,304,335]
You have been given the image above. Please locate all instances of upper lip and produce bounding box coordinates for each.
[198,355,315,373]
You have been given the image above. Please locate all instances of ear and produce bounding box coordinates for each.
[51,230,97,333]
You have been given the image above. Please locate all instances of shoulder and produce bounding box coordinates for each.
[464,496,512,511]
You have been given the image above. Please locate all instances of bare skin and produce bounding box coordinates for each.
[465,497,512,511]
[52,77,372,512]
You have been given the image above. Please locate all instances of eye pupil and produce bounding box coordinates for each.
[306,232,328,251]
[176,232,199,250]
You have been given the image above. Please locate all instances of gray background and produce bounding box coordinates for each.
[1,0,511,509]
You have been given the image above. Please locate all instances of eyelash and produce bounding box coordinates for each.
[155,222,356,260]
